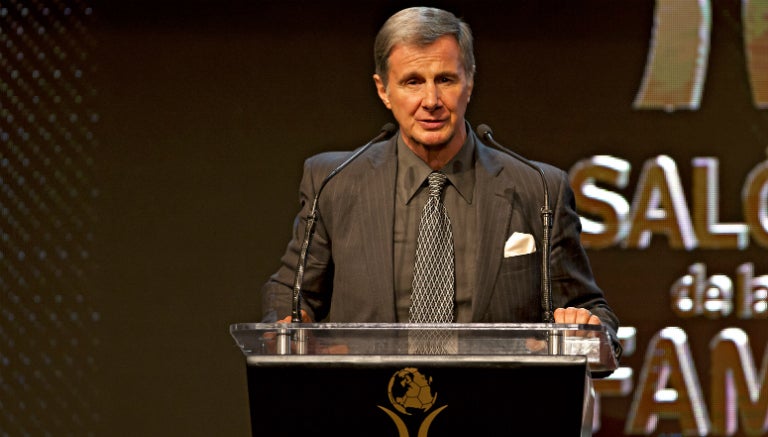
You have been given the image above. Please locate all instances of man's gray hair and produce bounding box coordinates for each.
[374,7,476,87]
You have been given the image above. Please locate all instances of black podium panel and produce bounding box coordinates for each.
[246,356,588,436]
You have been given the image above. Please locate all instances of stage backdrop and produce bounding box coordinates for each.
[1,0,767,435]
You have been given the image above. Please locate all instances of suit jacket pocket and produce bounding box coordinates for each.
[496,252,540,302]
[499,251,538,274]
[485,252,541,323]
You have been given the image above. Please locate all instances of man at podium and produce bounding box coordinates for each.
[260,6,621,359]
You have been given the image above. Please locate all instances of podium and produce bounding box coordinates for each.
[230,323,617,436]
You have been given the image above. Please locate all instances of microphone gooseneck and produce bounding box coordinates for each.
[291,123,397,323]
[476,124,555,323]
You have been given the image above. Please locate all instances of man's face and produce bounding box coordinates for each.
[374,35,473,154]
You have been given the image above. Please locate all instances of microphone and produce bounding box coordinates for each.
[291,123,397,323]
[476,124,555,324]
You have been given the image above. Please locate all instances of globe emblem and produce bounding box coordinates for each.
[387,368,437,415]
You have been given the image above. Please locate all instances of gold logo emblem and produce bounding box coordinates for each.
[377,368,448,437]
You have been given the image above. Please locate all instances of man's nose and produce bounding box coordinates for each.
[422,83,441,110]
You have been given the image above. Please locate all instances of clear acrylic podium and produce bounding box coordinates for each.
[230,323,617,436]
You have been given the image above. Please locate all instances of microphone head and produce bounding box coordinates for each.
[381,122,397,137]
[476,124,493,139]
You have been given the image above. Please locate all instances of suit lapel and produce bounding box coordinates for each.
[471,141,516,321]
[357,138,398,320]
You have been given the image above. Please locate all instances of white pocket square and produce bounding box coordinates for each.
[504,232,536,258]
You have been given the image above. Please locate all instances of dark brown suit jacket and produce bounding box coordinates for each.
[262,130,619,340]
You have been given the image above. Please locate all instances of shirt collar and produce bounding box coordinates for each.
[396,128,476,205]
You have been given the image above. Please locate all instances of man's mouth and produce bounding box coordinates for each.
[418,119,447,130]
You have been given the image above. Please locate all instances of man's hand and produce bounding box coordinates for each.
[553,307,601,325]
[276,310,312,323]
[526,307,601,352]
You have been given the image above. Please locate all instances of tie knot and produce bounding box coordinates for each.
[427,172,447,198]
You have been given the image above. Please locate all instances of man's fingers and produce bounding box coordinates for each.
[276,310,311,323]
[554,307,601,325]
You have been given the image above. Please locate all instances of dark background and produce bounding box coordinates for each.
[2,0,767,435]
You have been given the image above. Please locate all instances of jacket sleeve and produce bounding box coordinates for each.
[547,166,623,361]
[260,155,337,322]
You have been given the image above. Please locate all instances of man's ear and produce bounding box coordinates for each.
[467,71,475,103]
[373,74,391,109]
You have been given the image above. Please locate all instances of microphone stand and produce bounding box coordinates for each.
[477,125,560,353]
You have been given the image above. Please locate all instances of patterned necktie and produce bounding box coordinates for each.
[409,171,455,323]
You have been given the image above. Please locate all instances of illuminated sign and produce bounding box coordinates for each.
[570,156,768,250]
[635,0,768,111]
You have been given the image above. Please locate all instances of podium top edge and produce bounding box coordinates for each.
[229,322,605,332]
